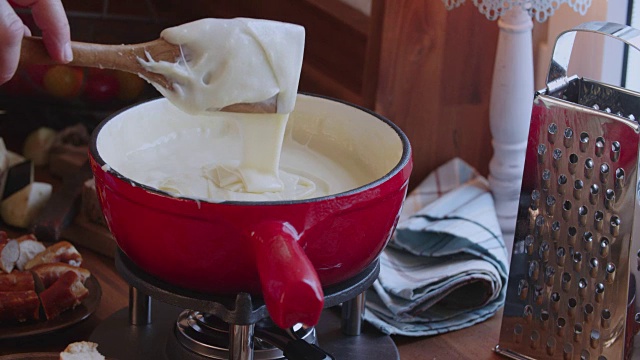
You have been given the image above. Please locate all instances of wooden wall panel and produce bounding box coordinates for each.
[375,2,498,188]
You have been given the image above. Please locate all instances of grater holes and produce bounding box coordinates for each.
[574,179,584,200]
[540,310,550,325]
[589,184,599,205]
[599,237,609,257]
[605,263,616,283]
[534,285,545,305]
[569,154,578,175]
[584,303,594,323]
[530,330,540,349]
[595,137,605,157]
[574,323,583,343]
[524,305,534,323]
[544,264,555,285]
[580,349,590,360]
[610,141,620,162]
[589,330,600,349]
[582,232,593,252]
[595,283,605,303]
[568,226,577,246]
[564,343,573,359]
[573,252,583,272]
[568,297,578,318]
[601,309,611,329]
[599,163,610,184]
[514,323,524,343]
[529,260,540,281]
[605,189,615,210]
[551,291,561,312]
[543,169,552,190]
[538,144,547,163]
[546,195,556,215]
[547,336,557,355]
[557,246,566,266]
[550,221,561,241]
[564,128,574,148]
[578,206,588,227]
[615,168,624,188]
[518,279,529,299]
[579,132,589,153]
[556,317,566,337]
[578,277,588,299]
[585,158,594,179]
[610,215,620,237]
[548,123,558,143]
[589,257,599,278]
[539,241,551,262]
[563,201,573,222]
[562,272,572,292]
[553,148,563,168]
[594,211,604,232]
[558,174,568,195]
[525,235,535,255]
[531,190,541,210]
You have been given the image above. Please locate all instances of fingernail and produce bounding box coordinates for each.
[63,43,73,62]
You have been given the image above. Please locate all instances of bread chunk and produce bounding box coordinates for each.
[31,263,91,288]
[24,241,82,270]
[0,271,35,292]
[39,271,88,320]
[59,341,105,360]
[0,290,40,322]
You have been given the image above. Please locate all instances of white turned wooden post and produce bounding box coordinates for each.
[487,7,534,257]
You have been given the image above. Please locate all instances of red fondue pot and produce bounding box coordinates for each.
[89,94,412,328]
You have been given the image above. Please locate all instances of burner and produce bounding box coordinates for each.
[90,249,399,360]
[173,311,316,359]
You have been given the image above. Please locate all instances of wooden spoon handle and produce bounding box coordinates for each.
[20,36,180,88]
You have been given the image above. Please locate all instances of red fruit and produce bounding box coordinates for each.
[25,64,50,87]
[43,65,84,99]
[84,70,120,103]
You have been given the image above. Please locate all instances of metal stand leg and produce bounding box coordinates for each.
[229,323,255,360]
[341,291,366,336]
[129,286,151,325]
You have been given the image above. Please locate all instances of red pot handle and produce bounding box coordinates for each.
[250,221,324,329]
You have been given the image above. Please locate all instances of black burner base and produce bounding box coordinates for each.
[89,300,399,360]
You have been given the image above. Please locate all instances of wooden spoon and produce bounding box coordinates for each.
[19,36,277,113]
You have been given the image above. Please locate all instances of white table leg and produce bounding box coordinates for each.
[487,7,534,258]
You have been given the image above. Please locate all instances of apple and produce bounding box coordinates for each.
[114,70,146,101]
[42,65,84,99]
[84,69,120,103]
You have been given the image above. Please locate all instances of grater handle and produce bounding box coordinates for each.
[546,21,640,87]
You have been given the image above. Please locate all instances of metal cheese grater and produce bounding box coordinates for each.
[495,22,640,360]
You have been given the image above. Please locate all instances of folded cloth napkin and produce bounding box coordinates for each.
[363,157,509,336]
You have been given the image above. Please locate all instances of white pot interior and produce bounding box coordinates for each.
[96,95,405,201]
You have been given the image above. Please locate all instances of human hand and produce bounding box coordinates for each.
[0,0,71,84]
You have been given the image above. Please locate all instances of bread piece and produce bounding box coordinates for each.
[15,235,46,271]
[0,239,19,273]
[24,241,82,270]
[31,263,91,289]
[0,182,52,228]
[0,271,35,291]
[39,271,88,320]
[0,290,40,322]
[59,341,105,360]
[81,178,106,227]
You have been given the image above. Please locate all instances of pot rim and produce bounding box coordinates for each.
[89,93,412,206]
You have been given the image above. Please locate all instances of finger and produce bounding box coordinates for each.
[0,0,26,84]
[13,0,71,63]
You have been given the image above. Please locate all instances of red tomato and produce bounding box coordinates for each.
[25,64,50,87]
[84,69,120,103]
[1,71,32,96]
[43,65,84,99]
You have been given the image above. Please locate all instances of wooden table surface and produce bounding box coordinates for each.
[0,246,505,359]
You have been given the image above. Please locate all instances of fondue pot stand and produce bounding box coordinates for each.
[89,94,412,329]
